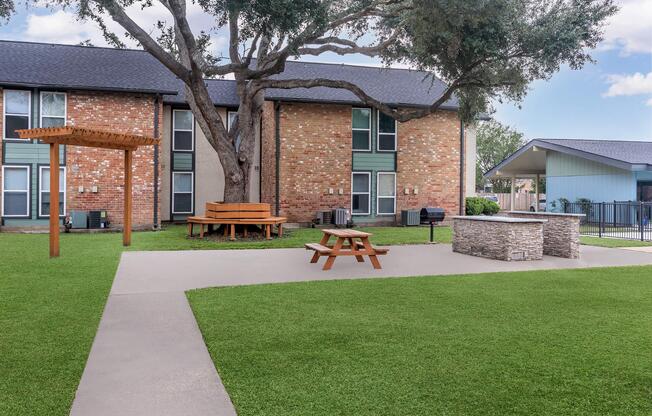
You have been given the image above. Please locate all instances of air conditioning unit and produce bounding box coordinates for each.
[315,210,333,225]
[70,211,88,229]
[89,210,109,229]
[332,208,348,226]
[401,210,420,226]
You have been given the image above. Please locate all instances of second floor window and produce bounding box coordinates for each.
[3,90,31,140]
[377,111,397,151]
[352,108,371,151]
[173,109,194,151]
[40,92,66,128]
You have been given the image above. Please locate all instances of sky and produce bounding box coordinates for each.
[1,0,651,141]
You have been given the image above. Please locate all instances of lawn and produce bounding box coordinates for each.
[0,225,442,416]
[580,235,652,248]
[188,266,652,416]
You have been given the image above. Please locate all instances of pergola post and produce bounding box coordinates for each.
[49,143,60,258]
[535,174,540,212]
[123,149,133,246]
[510,176,516,211]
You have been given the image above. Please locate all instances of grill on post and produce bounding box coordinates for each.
[420,207,446,243]
[420,207,446,224]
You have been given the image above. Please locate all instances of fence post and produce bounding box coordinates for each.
[599,202,604,238]
[613,201,617,228]
[640,202,644,241]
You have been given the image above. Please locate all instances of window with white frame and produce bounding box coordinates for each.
[172,172,193,214]
[3,90,31,140]
[352,108,371,151]
[377,110,397,151]
[351,172,371,215]
[376,172,396,215]
[2,166,30,217]
[173,109,194,151]
[40,92,66,128]
[39,166,66,217]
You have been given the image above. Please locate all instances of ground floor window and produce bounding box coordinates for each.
[172,172,193,214]
[376,172,396,215]
[2,165,30,217]
[638,181,652,202]
[351,172,371,215]
[39,166,66,217]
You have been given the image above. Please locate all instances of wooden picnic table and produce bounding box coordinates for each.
[305,228,388,271]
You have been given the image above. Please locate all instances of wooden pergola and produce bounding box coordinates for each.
[17,126,159,257]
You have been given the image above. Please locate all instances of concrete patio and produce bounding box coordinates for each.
[71,244,652,416]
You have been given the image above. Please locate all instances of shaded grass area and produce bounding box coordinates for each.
[130,224,451,250]
[0,224,447,415]
[580,235,652,248]
[189,266,652,416]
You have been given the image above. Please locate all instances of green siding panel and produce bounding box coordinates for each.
[4,142,65,164]
[352,152,395,171]
[173,152,193,171]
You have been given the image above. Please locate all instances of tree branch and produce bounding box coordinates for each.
[99,0,190,81]
[297,31,399,57]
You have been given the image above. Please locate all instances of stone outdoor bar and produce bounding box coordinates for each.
[452,216,547,261]
[506,211,585,259]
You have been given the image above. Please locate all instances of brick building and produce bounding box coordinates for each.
[0,40,476,229]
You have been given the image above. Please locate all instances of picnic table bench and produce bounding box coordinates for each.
[187,202,286,240]
[306,228,389,270]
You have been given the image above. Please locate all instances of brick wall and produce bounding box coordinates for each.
[261,102,464,224]
[262,102,352,223]
[66,91,160,228]
[396,110,462,218]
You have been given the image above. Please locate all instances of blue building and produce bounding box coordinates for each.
[485,139,652,211]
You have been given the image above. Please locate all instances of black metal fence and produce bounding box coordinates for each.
[563,201,652,241]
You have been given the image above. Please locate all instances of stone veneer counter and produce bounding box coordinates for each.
[452,216,547,261]
[506,211,584,259]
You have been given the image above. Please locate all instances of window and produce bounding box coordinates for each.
[40,92,66,128]
[227,110,241,150]
[352,108,371,151]
[173,109,194,151]
[376,172,396,215]
[351,172,371,215]
[377,110,397,151]
[172,172,193,214]
[39,166,66,217]
[3,90,31,140]
[2,166,30,217]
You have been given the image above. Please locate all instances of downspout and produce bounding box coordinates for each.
[153,95,160,229]
[274,101,281,216]
[459,120,465,215]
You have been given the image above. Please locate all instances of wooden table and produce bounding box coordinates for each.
[305,229,388,271]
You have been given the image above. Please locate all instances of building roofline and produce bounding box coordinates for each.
[0,80,178,95]
[484,139,652,179]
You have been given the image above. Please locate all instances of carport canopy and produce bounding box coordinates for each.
[17,126,159,258]
[483,140,548,211]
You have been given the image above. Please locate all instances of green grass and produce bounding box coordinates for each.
[188,267,652,416]
[130,224,451,250]
[0,224,445,415]
[580,236,652,248]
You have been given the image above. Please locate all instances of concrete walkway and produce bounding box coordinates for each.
[71,244,652,416]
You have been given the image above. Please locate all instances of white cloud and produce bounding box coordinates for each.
[601,0,652,54]
[24,10,104,45]
[646,97,652,106]
[603,72,652,96]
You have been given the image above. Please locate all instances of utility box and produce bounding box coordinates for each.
[332,208,348,226]
[89,210,109,229]
[70,211,88,229]
[401,210,420,226]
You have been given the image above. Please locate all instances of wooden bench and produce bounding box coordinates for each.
[187,202,287,240]
[306,228,390,270]
[354,241,389,254]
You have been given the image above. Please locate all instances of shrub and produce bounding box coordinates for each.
[482,199,500,215]
[465,197,485,216]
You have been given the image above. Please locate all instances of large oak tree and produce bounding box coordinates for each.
[5,0,616,201]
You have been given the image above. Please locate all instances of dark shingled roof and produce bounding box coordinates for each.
[0,40,459,109]
[537,139,652,166]
[0,40,178,94]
